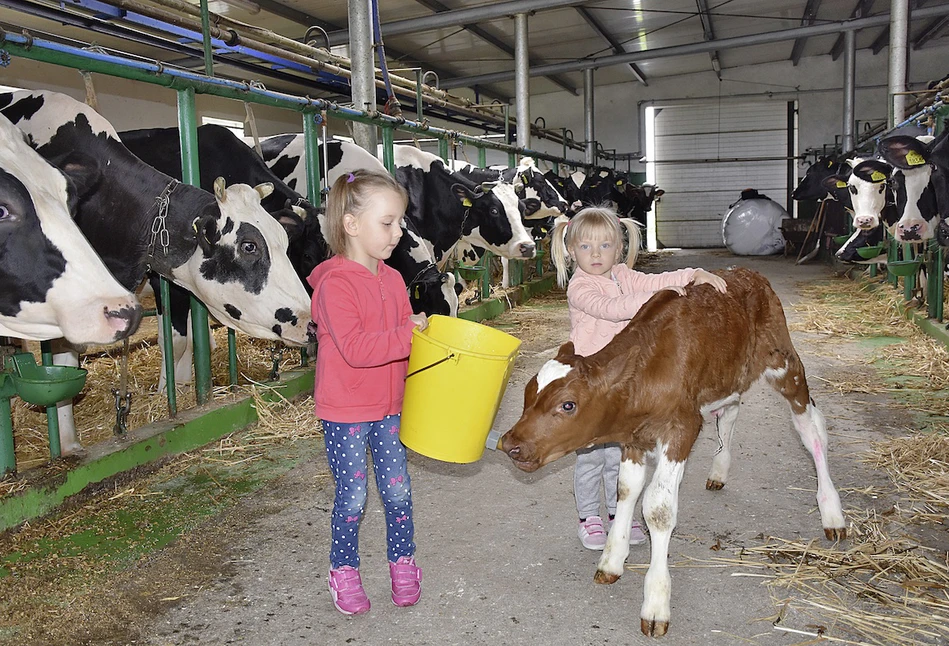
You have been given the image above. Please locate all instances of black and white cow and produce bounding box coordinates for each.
[259,133,459,318]
[830,159,899,263]
[392,145,535,263]
[0,90,312,455]
[0,113,141,344]
[792,156,853,205]
[878,132,949,245]
[119,124,320,388]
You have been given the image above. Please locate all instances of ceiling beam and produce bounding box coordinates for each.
[410,0,579,95]
[575,6,648,85]
[830,0,875,60]
[694,0,721,75]
[326,0,586,47]
[438,3,949,89]
[789,0,823,66]
[912,15,949,48]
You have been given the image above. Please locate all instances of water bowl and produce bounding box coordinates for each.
[833,234,852,246]
[456,264,487,281]
[856,244,885,259]
[8,353,88,406]
[887,259,922,277]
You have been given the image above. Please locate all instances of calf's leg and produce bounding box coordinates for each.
[639,449,686,637]
[705,397,740,490]
[596,457,646,582]
[791,402,846,539]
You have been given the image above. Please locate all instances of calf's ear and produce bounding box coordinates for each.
[452,183,476,206]
[555,341,577,361]
[522,198,542,217]
[879,135,930,169]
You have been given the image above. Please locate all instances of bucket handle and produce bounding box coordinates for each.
[405,353,456,380]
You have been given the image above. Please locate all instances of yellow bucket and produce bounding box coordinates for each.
[401,315,521,463]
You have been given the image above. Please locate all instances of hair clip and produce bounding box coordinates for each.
[346,172,356,183]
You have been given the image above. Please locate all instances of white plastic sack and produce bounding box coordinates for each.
[721,198,790,255]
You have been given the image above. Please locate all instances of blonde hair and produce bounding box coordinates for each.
[550,206,642,287]
[323,169,408,256]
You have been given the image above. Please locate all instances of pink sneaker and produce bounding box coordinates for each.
[389,556,422,607]
[628,519,647,545]
[578,516,607,550]
[328,566,370,615]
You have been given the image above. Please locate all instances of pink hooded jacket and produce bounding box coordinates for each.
[307,255,416,422]
[567,264,697,356]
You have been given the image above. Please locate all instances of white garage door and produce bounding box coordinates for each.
[652,101,794,248]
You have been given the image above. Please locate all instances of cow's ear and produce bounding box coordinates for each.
[254,182,274,200]
[51,151,102,200]
[275,211,305,242]
[452,183,476,207]
[192,213,220,255]
[479,181,498,194]
[522,198,542,217]
[822,174,848,191]
[879,135,931,169]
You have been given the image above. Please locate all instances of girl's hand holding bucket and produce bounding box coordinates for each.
[409,313,429,331]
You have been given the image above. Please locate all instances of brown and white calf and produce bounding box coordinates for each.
[500,267,846,638]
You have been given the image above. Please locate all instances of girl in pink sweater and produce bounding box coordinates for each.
[307,170,428,615]
[551,206,726,550]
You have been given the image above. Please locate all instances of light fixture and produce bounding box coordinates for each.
[206,0,260,15]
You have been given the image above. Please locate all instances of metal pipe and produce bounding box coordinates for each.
[177,87,212,405]
[0,31,587,165]
[303,112,322,207]
[349,0,377,153]
[439,4,949,89]
[198,0,213,77]
[842,29,856,151]
[584,68,595,167]
[515,13,530,150]
[326,0,582,46]
[888,0,909,127]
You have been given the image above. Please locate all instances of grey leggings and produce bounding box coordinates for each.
[574,444,621,519]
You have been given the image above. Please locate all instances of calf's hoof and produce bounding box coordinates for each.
[593,569,620,585]
[641,617,669,637]
[705,479,725,490]
[824,526,847,541]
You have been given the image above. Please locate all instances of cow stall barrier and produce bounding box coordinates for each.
[0,30,581,514]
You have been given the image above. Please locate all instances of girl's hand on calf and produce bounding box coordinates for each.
[409,313,429,331]
[692,269,728,293]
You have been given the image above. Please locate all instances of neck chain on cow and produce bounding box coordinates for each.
[407,262,437,289]
[146,179,179,263]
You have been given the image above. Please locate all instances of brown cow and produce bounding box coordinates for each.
[500,267,846,638]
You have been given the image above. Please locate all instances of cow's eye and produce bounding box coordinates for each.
[878,184,886,194]
[240,240,258,255]
[0,206,10,221]
[849,186,857,195]
[561,401,576,413]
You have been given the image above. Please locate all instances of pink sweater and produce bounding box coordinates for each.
[307,255,417,422]
[567,264,697,356]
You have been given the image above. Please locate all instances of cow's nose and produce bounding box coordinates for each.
[306,320,318,342]
[519,242,536,258]
[899,223,922,240]
[854,216,875,230]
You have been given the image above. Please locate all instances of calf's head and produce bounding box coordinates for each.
[502,342,628,472]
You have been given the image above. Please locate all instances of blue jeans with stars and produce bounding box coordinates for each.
[322,414,415,569]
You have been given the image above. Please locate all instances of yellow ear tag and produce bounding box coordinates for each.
[871,170,886,182]
[836,180,848,189]
[615,180,623,185]
[414,286,420,300]
[906,150,926,166]
[462,198,473,207]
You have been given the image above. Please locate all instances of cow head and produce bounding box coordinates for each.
[451,181,536,259]
[878,134,944,242]
[0,114,142,344]
[175,177,313,345]
[405,262,459,318]
[793,156,852,203]
[513,158,568,221]
[838,159,892,231]
[502,342,629,472]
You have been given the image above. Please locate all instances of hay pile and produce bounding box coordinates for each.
[790,276,917,338]
[5,323,306,476]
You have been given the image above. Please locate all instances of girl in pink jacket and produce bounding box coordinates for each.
[308,170,427,615]
[551,206,726,550]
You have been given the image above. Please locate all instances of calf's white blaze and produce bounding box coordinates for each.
[535,359,572,392]
[895,166,935,241]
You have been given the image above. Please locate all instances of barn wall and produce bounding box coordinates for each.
[528,46,948,173]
